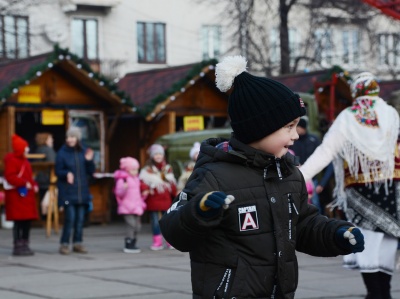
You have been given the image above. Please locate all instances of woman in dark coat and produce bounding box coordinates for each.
[55,127,95,255]
[3,134,39,256]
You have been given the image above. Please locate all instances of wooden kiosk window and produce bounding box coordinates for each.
[68,110,105,172]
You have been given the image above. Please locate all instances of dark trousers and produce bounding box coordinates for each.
[60,204,86,245]
[362,272,392,299]
[13,220,31,241]
[149,211,165,236]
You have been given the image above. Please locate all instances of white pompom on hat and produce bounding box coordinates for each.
[189,142,201,160]
[148,143,165,158]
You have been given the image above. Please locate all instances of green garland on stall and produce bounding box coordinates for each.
[303,65,351,94]
[0,45,219,117]
[138,58,218,117]
[0,44,135,108]
[316,65,351,88]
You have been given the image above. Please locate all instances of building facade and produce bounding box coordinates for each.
[0,0,399,79]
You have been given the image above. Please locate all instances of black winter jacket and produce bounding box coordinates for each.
[160,137,353,299]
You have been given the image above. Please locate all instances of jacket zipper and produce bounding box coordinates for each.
[288,194,292,240]
[287,193,299,240]
[213,268,232,299]
[275,158,282,180]
[271,275,277,298]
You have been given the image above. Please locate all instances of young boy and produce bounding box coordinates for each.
[159,56,364,299]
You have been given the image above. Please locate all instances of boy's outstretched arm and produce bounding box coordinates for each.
[159,168,234,252]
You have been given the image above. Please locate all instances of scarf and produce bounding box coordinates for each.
[329,96,399,210]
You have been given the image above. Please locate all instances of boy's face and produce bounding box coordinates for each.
[249,117,300,158]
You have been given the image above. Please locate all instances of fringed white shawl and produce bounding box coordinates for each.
[300,96,399,211]
[139,165,176,194]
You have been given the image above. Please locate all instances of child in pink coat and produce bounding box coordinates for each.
[114,157,148,253]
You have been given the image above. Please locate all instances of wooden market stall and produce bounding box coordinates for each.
[117,61,230,166]
[0,46,135,225]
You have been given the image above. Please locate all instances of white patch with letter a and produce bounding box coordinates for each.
[238,205,259,231]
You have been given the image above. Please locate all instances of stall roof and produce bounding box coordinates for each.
[118,59,218,120]
[0,45,134,111]
[379,80,400,100]
[272,66,352,94]
[273,66,400,100]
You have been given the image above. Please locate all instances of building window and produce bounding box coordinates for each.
[289,28,299,64]
[270,28,299,66]
[71,18,98,60]
[270,28,279,64]
[0,15,29,59]
[314,29,333,66]
[137,22,166,63]
[378,33,400,67]
[342,30,360,66]
[201,25,221,60]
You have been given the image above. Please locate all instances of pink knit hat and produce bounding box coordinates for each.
[148,144,165,158]
[119,157,140,171]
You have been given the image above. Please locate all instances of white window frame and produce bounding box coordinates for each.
[68,110,105,172]
[378,33,400,68]
[71,17,99,60]
[341,29,360,67]
[314,29,333,67]
[270,28,300,66]
[201,25,221,60]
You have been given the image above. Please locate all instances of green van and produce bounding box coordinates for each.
[156,92,319,179]
[156,127,232,179]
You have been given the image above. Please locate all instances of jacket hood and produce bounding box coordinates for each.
[12,134,28,157]
[196,137,298,177]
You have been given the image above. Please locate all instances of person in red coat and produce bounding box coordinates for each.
[3,134,39,256]
[139,144,177,250]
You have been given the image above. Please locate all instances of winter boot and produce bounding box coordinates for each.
[73,244,88,254]
[123,238,141,253]
[379,272,392,299]
[150,234,163,251]
[362,272,383,299]
[12,240,25,256]
[59,244,70,255]
[21,239,34,256]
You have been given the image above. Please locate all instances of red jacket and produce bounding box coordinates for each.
[139,162,177,211]
[3,153,38,221]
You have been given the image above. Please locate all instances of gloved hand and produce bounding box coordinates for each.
[335,226,364,253]
[196,191,235,218]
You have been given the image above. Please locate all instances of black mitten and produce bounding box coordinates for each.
[335,226,364,253]
[196,191,235,218]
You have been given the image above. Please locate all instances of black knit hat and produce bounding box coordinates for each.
[298,117,308,129]
[216,56,306,144]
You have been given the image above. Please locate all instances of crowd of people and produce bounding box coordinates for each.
[0,129,201,256]
[0,56,398,298]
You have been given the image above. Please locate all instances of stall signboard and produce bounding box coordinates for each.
[183,115,204,131]
[42,110,65,125]
[18,85,41,103]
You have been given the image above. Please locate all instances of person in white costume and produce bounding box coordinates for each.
[300,72,400,299]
